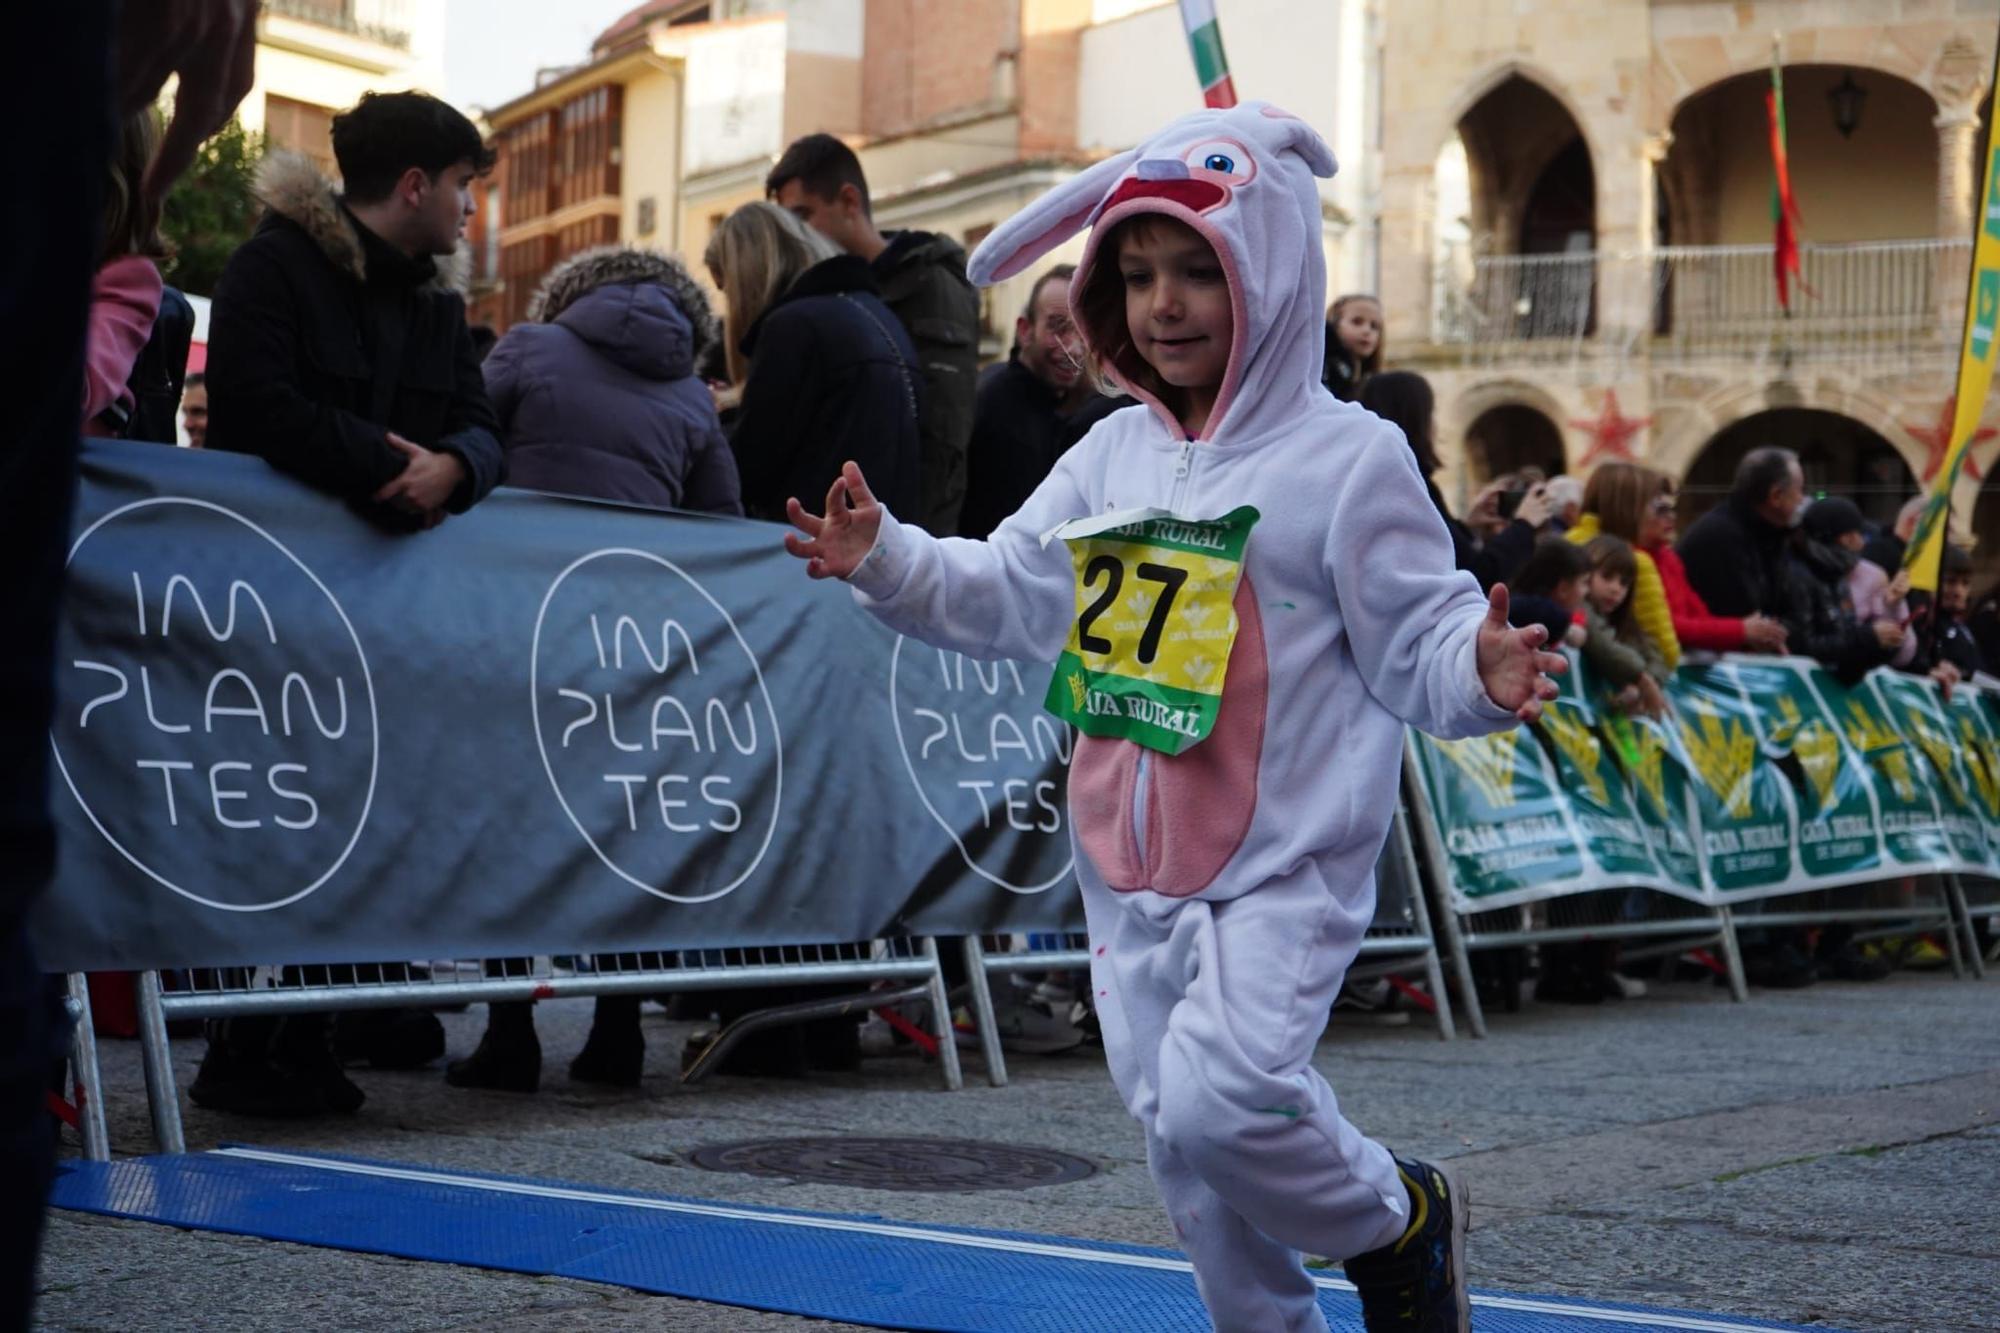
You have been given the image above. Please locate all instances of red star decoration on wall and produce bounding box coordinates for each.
[1570,390,1652,469]
[1903,395,1994,483]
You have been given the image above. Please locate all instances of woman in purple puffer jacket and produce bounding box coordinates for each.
[484,245,742,514]
[452,248,741,1096]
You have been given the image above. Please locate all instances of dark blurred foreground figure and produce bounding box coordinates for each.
[3,1,264,1321]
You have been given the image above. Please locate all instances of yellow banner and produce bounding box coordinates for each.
[1911,40,2000,592]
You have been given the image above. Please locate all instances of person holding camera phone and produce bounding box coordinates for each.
[1358,372,1553,593]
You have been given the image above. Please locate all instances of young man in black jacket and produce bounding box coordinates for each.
[206,91,502,530]
[768,134,980,537]
[196,92,501,1117]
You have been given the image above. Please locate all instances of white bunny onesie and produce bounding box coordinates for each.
[848,103,1514,1332]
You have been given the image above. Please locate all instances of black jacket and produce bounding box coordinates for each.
[874,229,980,536]
[205,152,501,522]
[1321,330,1363,401]
[1912,611,1986,678]
[732,254,922,523]
[1425,478,1535,594]
[1788,536,1894,684]
[959,356,1128,538]
[1676,496,1796,621]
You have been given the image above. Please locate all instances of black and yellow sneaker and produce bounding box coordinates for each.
[1341,1157,1469,1332]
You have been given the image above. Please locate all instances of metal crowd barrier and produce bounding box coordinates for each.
[1399,754,1988,1038]
[73,937,961,1158]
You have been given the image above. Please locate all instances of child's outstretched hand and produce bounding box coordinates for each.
[783,460,882,580]
[1477,585,1568,723]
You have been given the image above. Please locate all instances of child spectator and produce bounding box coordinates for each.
[1508,538,1592,648]
[1910,545,1986,689]
[1803,497,1915,669]
[780,104,1561,1332]
[1580,534,1668,717]
[83,109,168,433]
[1322,292,1382,400]
[1566,462,1682,673]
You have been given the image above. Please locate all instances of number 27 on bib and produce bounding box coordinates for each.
[1041,506,1259,756]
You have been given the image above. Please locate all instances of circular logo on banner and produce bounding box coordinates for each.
[52,498,379,912]
[531,549,781,903]
[889,637,1073,894]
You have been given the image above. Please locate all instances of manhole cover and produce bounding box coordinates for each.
[685,1136,1097,1192]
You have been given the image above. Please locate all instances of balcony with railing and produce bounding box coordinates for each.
[1432,238,1970,375]
[266,0,413,51]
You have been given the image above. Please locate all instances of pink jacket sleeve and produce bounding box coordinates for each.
[81,256,164,427]
[1848,559,1918,668]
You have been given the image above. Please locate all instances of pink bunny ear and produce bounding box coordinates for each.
[967,148,1140,286]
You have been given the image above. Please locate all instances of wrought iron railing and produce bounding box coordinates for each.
[1433,238,1971,373]
[266,0,413,50]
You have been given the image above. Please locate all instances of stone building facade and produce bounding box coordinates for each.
[1381,0,1999,564]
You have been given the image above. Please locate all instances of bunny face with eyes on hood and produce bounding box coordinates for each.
[969,100,1336,445]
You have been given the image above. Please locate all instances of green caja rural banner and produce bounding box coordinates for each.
[1411,655,2000,911]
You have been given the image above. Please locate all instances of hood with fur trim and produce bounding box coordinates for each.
[527,245,718,360]
[253,150,470,294]
[967,101,1335,447]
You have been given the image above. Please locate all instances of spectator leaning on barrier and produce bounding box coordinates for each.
[1564,462,1682,674]
[195,90,502,1118]
[706,201,922,527]
[1796,497,1912,679]
[484,246,741,515]
[1909,544,1987,689]
[1644,473,1788,658]
[768,134,979,536]
[205,91,502,531]
[1675,446,1809,632]
[959,263,1128,538]
[1359,370,1551,593]
[1578,534,1669,718]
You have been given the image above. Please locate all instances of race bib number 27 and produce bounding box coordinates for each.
[1040,505,1260,755]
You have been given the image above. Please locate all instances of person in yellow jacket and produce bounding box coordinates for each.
[1565,461,1682,672]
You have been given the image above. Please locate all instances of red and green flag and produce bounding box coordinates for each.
[1766,51,1805,311]
[1178,0,1236,109]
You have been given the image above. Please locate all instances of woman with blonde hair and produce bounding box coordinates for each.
[704,201,920,521]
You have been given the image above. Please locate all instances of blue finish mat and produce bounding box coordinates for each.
[51,1148,1838,1333]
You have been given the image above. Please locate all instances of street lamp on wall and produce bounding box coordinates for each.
[1828,73,1867,139]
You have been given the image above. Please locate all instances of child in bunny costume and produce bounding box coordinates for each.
[782,102,1562,1333]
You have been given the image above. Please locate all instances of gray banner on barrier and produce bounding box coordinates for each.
[35,440,1081,970]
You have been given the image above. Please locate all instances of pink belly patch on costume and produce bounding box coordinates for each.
[1069,576,1269,895]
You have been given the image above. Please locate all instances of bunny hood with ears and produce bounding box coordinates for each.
[968,101,1336,446]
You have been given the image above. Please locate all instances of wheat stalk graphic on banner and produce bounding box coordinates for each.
[1678,705,1756,819]
[1841,701,1917,803]
[1438,731,1519,809]
[1541,708,1610,808]
[1774,697,1843,813]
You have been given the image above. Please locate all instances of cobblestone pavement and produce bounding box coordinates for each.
[35,970,2000,1331]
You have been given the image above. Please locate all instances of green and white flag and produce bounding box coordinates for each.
[1178,0,1237,108]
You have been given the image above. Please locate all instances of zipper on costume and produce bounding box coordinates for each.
[1168,439,1193,510]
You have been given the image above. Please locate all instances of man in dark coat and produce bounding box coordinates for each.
[960,263,1128,537]
[768,134,979,536]
[196,91,501,1117]
[206,91,502,531]
[1676,446,1808,624]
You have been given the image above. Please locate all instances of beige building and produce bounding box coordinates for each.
[1382,0,1999,561]
[238,0,449,177]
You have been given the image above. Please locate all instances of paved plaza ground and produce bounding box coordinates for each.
[34,969,2000,1331]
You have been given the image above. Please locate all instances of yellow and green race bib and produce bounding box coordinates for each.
[1041,505,1260,755]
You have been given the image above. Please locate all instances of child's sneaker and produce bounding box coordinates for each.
[1342,1157,1469,1332]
